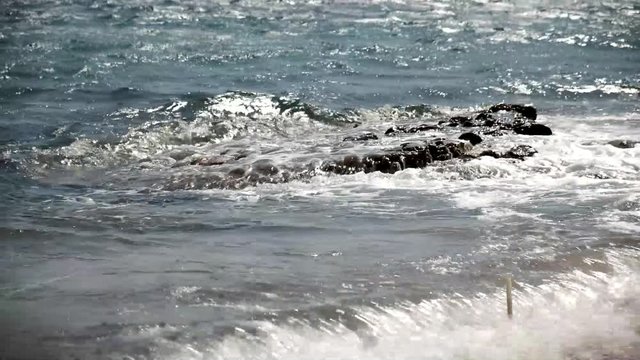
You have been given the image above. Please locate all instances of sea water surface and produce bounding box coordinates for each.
[1,0,640,359]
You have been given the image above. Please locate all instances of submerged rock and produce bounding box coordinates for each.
[443,116,476,127]
[504,144,538,159]
[608,140,638,149]
[251,159,279,176]
[343,132,379,142]
[476,145,537,160]
[407,124,439,133]
[191,156,227,166]
[385,124,439,136]
[0,156,17,171]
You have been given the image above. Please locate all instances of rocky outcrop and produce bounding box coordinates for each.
[172,103,551,188]
[438,104,551,136]
[319,139,473,175]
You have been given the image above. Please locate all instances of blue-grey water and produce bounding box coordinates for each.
[1,0,640,359]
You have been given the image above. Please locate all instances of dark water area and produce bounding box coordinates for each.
[1,0,640,359]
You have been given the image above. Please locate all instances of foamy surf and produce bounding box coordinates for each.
[154,248,640,360]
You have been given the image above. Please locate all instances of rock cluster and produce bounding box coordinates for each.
[174,103,553,188]
[323,103,550,175]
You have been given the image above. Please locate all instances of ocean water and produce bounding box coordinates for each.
[1,0,640,359]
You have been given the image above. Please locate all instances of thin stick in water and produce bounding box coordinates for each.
[506,276,513,319]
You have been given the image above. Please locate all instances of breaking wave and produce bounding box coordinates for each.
[124,248,640,360]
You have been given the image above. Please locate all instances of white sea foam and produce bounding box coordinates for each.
[557,84,639,95]
[159,248,640,360]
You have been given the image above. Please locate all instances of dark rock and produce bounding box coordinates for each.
[233,152,249,160]
[459,132,483,145]
[0,157,17,171]
[608,140,638,149]
[321,138,468,176]
[320,155,363,175]
[320,155,365,175]
[489,104,537,120]
[446,116,473,127]
[428,140,453,161]
[586,172,610,180]
[407,124,439,133]
[343,132,379,142]
[446,141,472,158]
[513,123,552,136]
[227,168,246,178]
[404,104,433,116]
[251,159,279,176]
[483,118,496,127]
[385,125,407,136]
[475,112,492,122]
[385,124,438,135]
[478,150,502,158]
[192,156,226,166]
[363,154,396,174]
[403,149,432,168]
[481,128,503,136]
[400,141,427,152]
[504,145,537,159]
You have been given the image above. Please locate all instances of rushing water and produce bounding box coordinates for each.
[1,0,640,359]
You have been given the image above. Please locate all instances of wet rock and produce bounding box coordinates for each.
[0,156,17,171]
[192,156,226,166]
[251,159,279,176]
[400,141,427,152]
[446,141,473,158]
[385,125,407,136]
[459,132,483,145]
[442,116,477,127]
[513,123,552,136]
[320,154,364,175]
[475,112,492,123]
[504,145,537,159]
[343,132,378,142]
[227,167,246,178]
[488,104,537,120]
[166,174,224,191]
[406,124,439,133]
[385,124,438,135]
[477,149,502,158]
[403,149,432,168]
[403,104,433,116]
[428,140,453,161]
[362,154,401,174]
[608,140,638,149]
[474,145,537,160]
[323,138,469,175]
